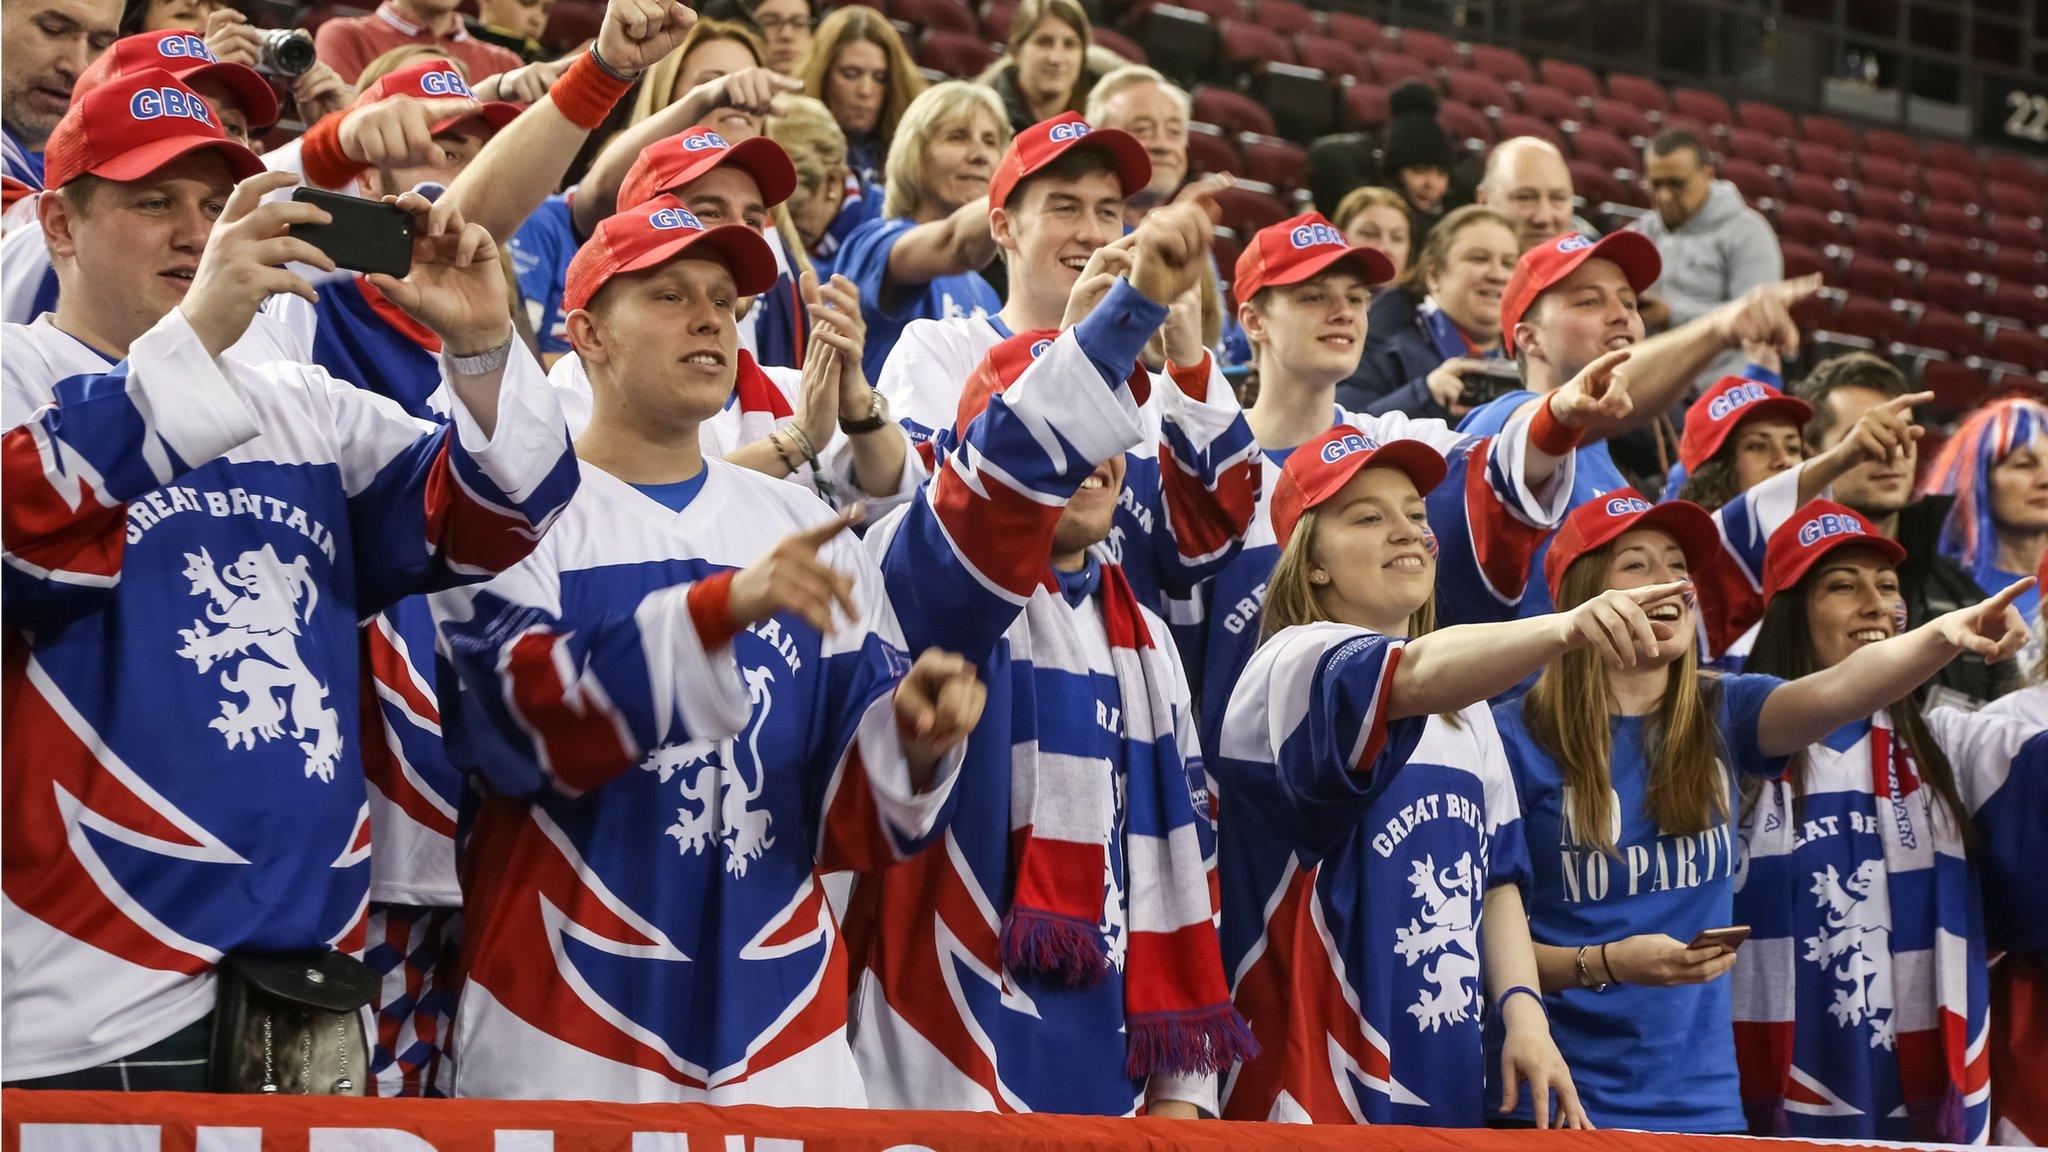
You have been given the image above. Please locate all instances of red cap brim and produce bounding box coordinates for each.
[1302,437,1450,507]
[87,133,267,185]
[181,61,281,131]
[993,126,1154,210]
[614,221,781,297]
[1257,242,1398,298]
[431,100,522,138]
[1769,533,1908,604]
[1546,499,1722,605]
[1504,230,1663,354]
[1681,394,1815,472]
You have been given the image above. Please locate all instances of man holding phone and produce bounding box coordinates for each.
[2,70,577,1092]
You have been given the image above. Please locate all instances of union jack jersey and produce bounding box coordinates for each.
[1,309,576,1080]
[852,287,1224,1116]
[873,313,1260,611]
[428,458,962,1104]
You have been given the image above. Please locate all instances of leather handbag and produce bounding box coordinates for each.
[208,950,377,1095]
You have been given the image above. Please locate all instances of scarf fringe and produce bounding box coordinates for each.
[1000,908,1109,988]
[1744,1096,1792,1137]
[1125,1005,1260,1079]
[1907,1085,1965,1144]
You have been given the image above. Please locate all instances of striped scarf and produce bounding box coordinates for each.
[1734,711,1972,1142]
[999,559,1256,1079]
[730,350,795,447]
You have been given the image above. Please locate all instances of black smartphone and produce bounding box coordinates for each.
[290,188,413,278]
[1457,360,1523,409]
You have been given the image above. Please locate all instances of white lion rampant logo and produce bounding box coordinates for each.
[648,663,777,877]
[1805,859,1896,1048]
[175,544,340,781]
[1394,852,1479,1032]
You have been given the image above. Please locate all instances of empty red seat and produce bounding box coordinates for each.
[1800,114,1858,150]
[1496,111,1554,143]
[1920,141,1982,184]
[1989,215,2041,252]
[1371,54,1435,89]
[1214,227,1245,302]
[1094,26,1145,62]
[1322,10,1385,53]
[916,28,996,77]
[1737,100,1796,139]
[1184,122,1240,176]
[1570,126,1639,173]
[894,0,979,33]
[1217,18,1293,72]
[1863,129,1916,163]
[1723,126,1787,168]
[1924,168,1979,206]
[1343,82,1389,130]
[1776,204,1836,248]
[1849,219,1915,263]
[1912,310,1982,359]
[1924,232,1993,278]
[1842,254,1909,301]
[1396,28,1463,69]
[1920,269,1985,315]
[1191,83,1275,137]
[1294,37,1367,80]
[1247,0,1314,36]
[1538,58,1601,101]
[1438,101,1493,146]
[1516,83,1582,125]
[978,0,1015,39]
[1987,327,2048,370]
[1858,154,1916,195]
[1987,183,2045,219]
[1992,248,2048,289]
[1790,290,1838,334]
[1720,158,1782,204]
[1585,97,1656,140]
[1157,0,1244,25]
[1922,359,1991,414]
[1239,133,1307,192]
[1467,43,1535,85]
[1444,68,1514,111]
[1856,190,1919,227]
[1670,87,1732,124]
[1790,141,1854,182]
[1781,240,1830,282]
[540,0,601,48]
[1987,153,2044,186]
[1828,297,1900,345]
[1209,180,1290,235]
[1565,160,1622,208]
[1786,172,1850,214]
[1924,202,1981,240]
[1605,71,1669,112]
[1990,283,2048,329]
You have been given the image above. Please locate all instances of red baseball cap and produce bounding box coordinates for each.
[74,30,280,131]
[356,61,519,138]
[43,69,265,192]
[1500,231,1661,354]
[563,194,780,313]
[1270,424,1448,550]
[617,126,798,214]
[953,328,1150,439]
[1679,376,1815,473]
[988,112,1150,211]
[1544,488,1721,605]
[1233,212,1397,303]
[1762,499,1906,604]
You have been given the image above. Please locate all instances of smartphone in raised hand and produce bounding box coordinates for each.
[290,188,414,278]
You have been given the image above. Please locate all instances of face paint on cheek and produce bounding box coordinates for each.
[1893,600,1909,635]
[1681,582,1697,611]
[1421,526,1439,558]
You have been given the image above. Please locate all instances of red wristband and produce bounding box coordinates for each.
[551,50,634,131]
[685,569,740,652]
[298,112,365,191]
[1530,395,1585,456]
[1166,352,1211,401]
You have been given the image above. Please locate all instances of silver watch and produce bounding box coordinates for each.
[446,333,514,376]
[839,388,891,434]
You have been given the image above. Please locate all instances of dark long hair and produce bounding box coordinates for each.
[1741,583,1973,844]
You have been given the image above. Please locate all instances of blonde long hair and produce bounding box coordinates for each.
[881,82,1011,220]
[796,6,925,151]
[628,19,768,127]
[1524,549,1727,856]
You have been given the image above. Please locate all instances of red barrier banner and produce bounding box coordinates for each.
[3,1091,1901,1152]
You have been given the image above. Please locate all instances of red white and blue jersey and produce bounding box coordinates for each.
[2,125,42,224]
[1174,404,1568,777]
[428,458,963,1104]
[1733,707,2048,1140]
[873,313,1260,612]
[267,282,449,422]
[851,287,1219,1116]
[0,309,576,1080]
[1214,624,1532,1126]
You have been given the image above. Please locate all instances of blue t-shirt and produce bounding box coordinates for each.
[630,468,710,513]
[1490,672,1789,1133]
[1972,562,2040,623]
[509,195,581,355]
[1460,390,1629,617]
[836,214,999,381]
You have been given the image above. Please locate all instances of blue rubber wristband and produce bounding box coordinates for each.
[1498,985,1545,1014]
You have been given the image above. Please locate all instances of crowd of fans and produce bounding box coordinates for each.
[1,0,2044,1143]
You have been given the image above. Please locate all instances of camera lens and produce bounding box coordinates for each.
[258,28,316,77]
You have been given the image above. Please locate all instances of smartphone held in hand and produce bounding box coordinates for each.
[290,189,414,278]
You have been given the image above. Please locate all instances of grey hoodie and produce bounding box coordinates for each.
[1630,178,1782,385]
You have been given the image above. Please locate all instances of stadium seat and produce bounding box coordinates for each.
[1209,180,1291,234]
[1920,269,1985,316]
[1857,154,1916,196]
[1438,101,1494,146]
[1343,82,1389,130]
[1248,0,1315,36]
[1848,219,1915,263]
[1396,28,1464,70]
[1293,37,1367,81]
[1467,43,1535,85]
[1722,126,1787,168]
[1790,289,1838,335]
[1213,226,1244,298]
[916,28,997,77]
[1516,84,1583,126]
[1828,297,1901,345]
[1924,201,1981,240]
[1989,215,2042,253]
[1670,87,1733,124]
[1094,26,1145,61]
[1842,254,1909,301]
[1992,247,2048,289]
[1924,232,1993,278]
[1987,153,2045,186]
[1854,190,1918,227]
[1240,133,1308,192]
[1217,18,1293,73]
[1790,141,1854,182]
[1912,310,1984,360]
[1537,58,1601,101]
[1922,359,1991,416]
[894,0,979,34]
[1775,204,1837,249]
[1154,0,1242,25]
[1183,121,1241,176]
[1585,97,1656,141]
[1322,10,1386,54]
[1718,158,1781,204]
[1780,240,1830,282]
[1861,128,1916,163]
[1370,54,1435,89]
[1496,111,1554,143]
[978,0,1015,40]
[1565,160,1623,209]
[1920,141,1982,184]
[1253,61,1332,140]
[1444,68,1514,112]
[1604,71,1669,112]
[1569,127,1639,173]
[1987,327,2048,370]
[1987,183,2045,220]
[1737,100,1796,140]
[1990,283,2048,329]
[1799,114,1859,150]
[1191,83,1275,137]
[1785,172,1850,215]
[1924,168,1980,206]
[1138,3,1218,86]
